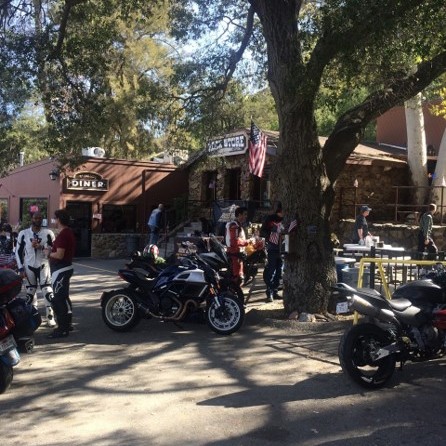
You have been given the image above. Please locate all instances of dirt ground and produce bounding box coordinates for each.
[1,259,445,446]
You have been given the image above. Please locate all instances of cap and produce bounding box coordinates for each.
[360,205,372,212]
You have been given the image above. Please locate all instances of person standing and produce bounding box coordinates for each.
[352,205,372,244]
[225,206,249,288]
[418,203,438,256]
[45,209,76,339]
[15,212,56,327]
[147,203,164,245]
[261,205,284,302]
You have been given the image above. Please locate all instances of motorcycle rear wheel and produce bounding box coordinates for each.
[0,361,13,394]
[339,323,396,389]
[102,290,141,332]
[206,293,244,335]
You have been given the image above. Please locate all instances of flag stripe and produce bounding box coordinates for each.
[249,121,267,177]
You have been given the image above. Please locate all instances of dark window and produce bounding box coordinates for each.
[252,169,271,208]
[202,171,217,203]
[224,168,241,200]
[102,204,137,233]
[19,198,48,229]
[0,199,9,224]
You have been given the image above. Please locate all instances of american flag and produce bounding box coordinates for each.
[249,121,267,177]
[288,219,298,233]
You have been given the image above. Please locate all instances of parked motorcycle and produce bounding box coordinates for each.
[101,252,245,335]
[0,269,41,393]
[126,237,247,303]
[334,271,446,389]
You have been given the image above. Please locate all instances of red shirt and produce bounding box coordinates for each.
[51,228,76,263]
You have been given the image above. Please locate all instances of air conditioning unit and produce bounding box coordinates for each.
[82,147,106,158]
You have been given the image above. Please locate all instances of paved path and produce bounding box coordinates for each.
[0,259,445,446]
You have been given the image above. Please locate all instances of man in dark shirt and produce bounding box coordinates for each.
[352,205,371,244]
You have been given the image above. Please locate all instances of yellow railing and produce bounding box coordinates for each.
[354,258,446,323]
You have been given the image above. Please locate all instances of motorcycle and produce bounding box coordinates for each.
[0,269,41,394]
[126,236,247,303]
[334,270,446,389]
[101,251,245,336]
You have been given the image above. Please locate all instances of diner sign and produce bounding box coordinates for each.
[207,133,248,157]
[66,171,109,192]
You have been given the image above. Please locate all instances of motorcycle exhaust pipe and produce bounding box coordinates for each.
[350,295,398,324]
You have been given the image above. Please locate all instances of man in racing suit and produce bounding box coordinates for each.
[225,206,249,286]
[15,212,56,327]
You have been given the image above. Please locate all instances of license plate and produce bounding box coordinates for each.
[0,335,16,353]
[336,301,350,314]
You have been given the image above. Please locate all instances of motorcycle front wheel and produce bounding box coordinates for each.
[102,290,141,332]
[339,323,396,389]
[206,293,244,335]
[0,361,13,394]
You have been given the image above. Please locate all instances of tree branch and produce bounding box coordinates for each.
[323,50,446,181]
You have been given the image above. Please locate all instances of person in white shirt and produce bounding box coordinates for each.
[15,212,56,327]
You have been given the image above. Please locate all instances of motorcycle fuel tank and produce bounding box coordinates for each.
[392,279,445,305]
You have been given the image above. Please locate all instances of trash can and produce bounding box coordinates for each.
[335,257,356,282]
[126,234,140,255]
[341,266,370,288]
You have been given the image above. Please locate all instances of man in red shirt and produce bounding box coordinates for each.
[225,206,249,287]
[46,209,76,339]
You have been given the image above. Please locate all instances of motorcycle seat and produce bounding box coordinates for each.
[388,298,412,311]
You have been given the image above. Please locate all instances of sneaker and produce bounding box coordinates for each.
[46,314,57,328]
[265,290,274,303]
[273,290,282,300]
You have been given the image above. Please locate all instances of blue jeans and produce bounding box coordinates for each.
[263,249,282,292]
[148,226,160,245]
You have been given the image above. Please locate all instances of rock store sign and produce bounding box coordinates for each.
[66,171,109,192]
[207,132,247,157]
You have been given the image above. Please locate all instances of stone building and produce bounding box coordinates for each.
[187,128,409,226]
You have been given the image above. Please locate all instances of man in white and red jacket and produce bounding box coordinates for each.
[225,206,249,287]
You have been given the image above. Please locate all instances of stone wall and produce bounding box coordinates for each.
[335,219,446,251]
[91,233,144,258]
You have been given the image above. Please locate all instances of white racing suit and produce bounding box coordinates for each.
[15,227,56,324]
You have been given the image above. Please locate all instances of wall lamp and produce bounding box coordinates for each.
[49,169,60,181]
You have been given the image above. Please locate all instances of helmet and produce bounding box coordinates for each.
[143,244,159,260]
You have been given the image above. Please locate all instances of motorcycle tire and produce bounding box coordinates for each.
[206,293,244,335]
[0,361,13,394]
[338,323,396,389]
[102,290,141,332]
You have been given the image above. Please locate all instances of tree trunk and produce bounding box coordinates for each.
[273,112,337,314]
[431,128,446,211]
[405,93,429,204]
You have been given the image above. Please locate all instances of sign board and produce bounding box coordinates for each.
[65,171,109,192]
[207,133,248,157]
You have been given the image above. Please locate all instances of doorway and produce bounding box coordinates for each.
[66,201,92,257]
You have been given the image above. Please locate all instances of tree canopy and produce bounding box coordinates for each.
[2,0,446,313]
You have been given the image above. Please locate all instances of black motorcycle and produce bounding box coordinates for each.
[334,270,446,389]
[101,254,245,335]
[126,236,246,303]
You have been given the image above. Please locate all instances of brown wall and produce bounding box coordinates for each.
[0,157,188,233]
[377,103,446,152]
